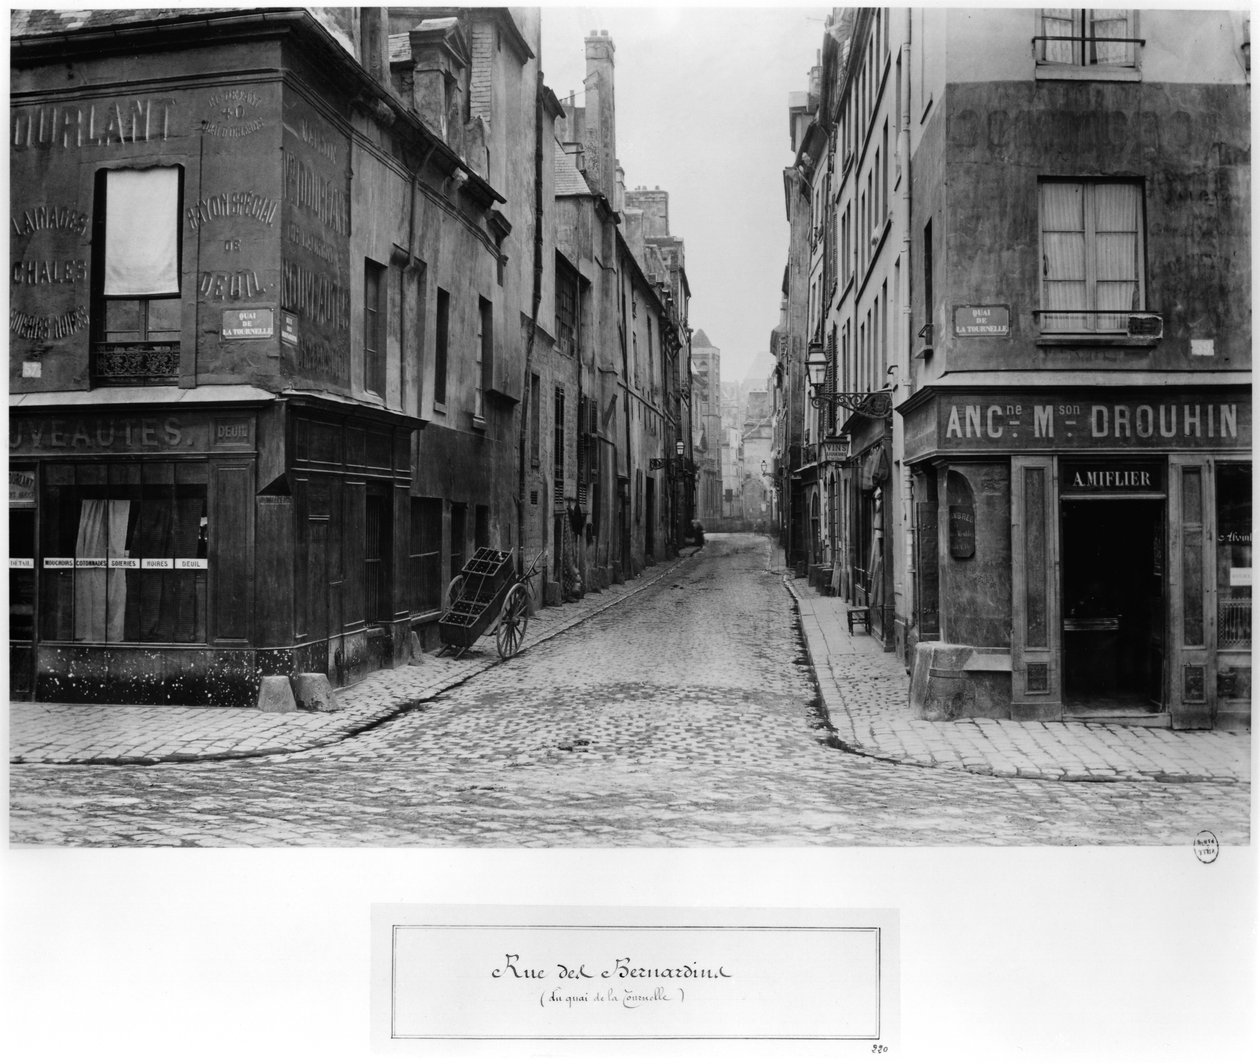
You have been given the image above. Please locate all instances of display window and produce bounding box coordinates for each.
[1216,462,1251,650]
[40,462,208,644]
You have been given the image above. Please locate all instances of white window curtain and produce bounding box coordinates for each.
[1041,8,1078,64]
[1042,181,1140,332]
[1091,9,1133,65]
[1041,182,1086,331]
[73,499,130,642]
[104,168,180,296]
[1093,182,1141,328]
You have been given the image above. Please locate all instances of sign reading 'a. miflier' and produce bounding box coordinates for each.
[929,395,1250,451]
[373,906,897,1052]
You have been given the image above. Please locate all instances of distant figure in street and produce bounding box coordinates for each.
[690,519,705,547]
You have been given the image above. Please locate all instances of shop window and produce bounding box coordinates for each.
[9,470,36,645]
[1038,180,1144,335]
[41,463,208,644]
[410,497,443,612]
[1036,9,1139,68]
[364,259,386,396]
[92,167,183,384]
[1216,463,1251,649]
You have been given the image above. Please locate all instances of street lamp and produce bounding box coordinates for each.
[805,339,894,420]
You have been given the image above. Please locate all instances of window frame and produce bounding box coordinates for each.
[1035,9,1142,79]
[433,287,450,408]
[91,166,185,385]
[1037,177,1147,337]
[363,258,386,397]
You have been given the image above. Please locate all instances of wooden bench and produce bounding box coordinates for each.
[846,606,871,635]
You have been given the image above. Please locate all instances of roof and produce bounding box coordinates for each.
[554,142,593,197]
[691,329,713,348]
[12,7,268,37]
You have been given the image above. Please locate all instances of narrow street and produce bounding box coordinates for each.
[9,535,1248,847]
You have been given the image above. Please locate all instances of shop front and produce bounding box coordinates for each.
[8,391,417,706]
[902,384,1251,730]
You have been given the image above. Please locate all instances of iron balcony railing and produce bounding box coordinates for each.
[92,341,180,384]
[1033,309,1162,338]
[1032,34,1144,66]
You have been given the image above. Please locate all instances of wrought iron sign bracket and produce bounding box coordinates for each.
[809,389,894,420]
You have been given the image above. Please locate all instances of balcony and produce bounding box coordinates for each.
[93,341,181,385]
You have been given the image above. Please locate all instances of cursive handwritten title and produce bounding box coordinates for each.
[491,954,732,980]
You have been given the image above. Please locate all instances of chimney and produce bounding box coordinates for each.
[582,30,617,203]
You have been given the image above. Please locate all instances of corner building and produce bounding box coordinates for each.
[8,8,543,704]
[899,8,1250,729]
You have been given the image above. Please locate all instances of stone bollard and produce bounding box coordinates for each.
[256,675,297,713]
[909,643,974,721]
[292,672,339,713]
[407,630,424,664]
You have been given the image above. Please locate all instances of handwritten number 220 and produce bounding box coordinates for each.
[871,1046,889,1054]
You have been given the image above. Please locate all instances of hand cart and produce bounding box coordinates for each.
[436,548,544,660]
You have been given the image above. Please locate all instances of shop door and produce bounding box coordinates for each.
[1060,498,1165,714]
[364,487,391,626]
[1168,457,1215,728]
[9,493,37,700]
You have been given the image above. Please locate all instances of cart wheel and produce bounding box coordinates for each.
[445,574,466,609]
[495,584,530,659]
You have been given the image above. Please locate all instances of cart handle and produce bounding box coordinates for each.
[520,549,546,582]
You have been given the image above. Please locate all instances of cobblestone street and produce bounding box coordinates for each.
[9,536,1250,847]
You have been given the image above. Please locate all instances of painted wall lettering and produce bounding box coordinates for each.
[280,261,349,331]
[11,98,173,151]
[284,221,339,267]
[186,190,279,230]
[283,151,349,235]
[10,415,184,452]
[11,205,89,237]
[10,305,89,340]
[204,88,266,138]
[933,394,1249,452]
[11,260,88,285]
[298,119,339,164]
[199,270,266,301]
[201,117,265,139]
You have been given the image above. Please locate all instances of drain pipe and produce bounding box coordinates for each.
[897,10,915,647]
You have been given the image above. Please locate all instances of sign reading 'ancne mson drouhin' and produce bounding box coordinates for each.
[922,393,1251,452]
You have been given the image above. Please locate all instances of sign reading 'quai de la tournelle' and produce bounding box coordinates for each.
[917,393,1250,452]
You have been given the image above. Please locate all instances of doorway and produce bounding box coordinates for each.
[1060,498,1165,715]
[364,486,391,626]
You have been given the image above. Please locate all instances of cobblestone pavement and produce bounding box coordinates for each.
[8,535,1250,847]
[788,579,1251,786]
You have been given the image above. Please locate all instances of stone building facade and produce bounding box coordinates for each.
[776,7,1250,730]
[9,8,695,706]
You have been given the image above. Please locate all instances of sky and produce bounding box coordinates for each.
[539,4,827,385]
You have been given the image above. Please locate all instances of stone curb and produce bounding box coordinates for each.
[783,575,1246,785]
[11,552,698,767]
